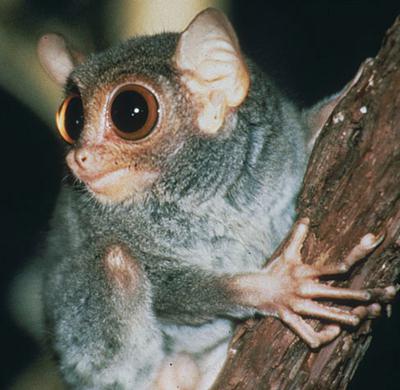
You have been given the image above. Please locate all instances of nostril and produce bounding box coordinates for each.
[74,149,90,168]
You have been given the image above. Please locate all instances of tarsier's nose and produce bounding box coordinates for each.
[74,148,91,169]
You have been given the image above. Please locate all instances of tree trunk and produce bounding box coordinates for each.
[212,15,400,390]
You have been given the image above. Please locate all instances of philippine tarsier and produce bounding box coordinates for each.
[35,7,396,390]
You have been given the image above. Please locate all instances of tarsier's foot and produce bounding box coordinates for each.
[235,219,397,349]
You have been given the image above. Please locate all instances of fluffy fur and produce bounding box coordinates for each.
[41,12,307,390]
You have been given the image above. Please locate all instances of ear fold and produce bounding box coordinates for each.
[305,62,365,150]
[304,94,341,150]
[173,8,250,134]
[37,33,84,86]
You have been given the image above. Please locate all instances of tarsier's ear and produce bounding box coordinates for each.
[305,62,364,150]
[173,8,250,134]
[305,94,341,150]
[37,33,85,86]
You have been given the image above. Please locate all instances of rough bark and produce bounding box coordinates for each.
[212,16,400,390]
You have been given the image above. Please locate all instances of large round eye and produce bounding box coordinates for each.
[110,85,158,141]
[56,95,84,144]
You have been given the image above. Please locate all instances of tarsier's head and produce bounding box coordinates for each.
[38,8,250,205]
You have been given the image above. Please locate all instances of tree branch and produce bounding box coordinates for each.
[212,15,400,390]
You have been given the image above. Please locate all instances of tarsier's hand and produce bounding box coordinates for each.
[235,219,397,348]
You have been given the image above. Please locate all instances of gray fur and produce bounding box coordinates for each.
[41,27,308,389]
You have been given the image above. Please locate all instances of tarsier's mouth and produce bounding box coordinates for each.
[71,159,160,204]
[81,167,131,193]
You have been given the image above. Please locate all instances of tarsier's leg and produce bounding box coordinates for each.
[45,244,164,389]
[232,219,397,348]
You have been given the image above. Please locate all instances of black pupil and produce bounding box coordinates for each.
[111,90,149,133]
[65,97,84,140]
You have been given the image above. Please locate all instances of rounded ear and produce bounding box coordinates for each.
[37,33,84,86]
[173,8,250,134]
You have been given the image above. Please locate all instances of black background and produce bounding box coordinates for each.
[1,1,399,388]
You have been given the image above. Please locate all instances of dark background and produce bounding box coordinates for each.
[1,1,399,388]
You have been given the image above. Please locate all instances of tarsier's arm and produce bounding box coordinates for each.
[48,217,395,388]
[149,219,396,348]
[43,218,396,390]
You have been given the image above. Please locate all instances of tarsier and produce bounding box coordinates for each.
[36,8,396,390]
